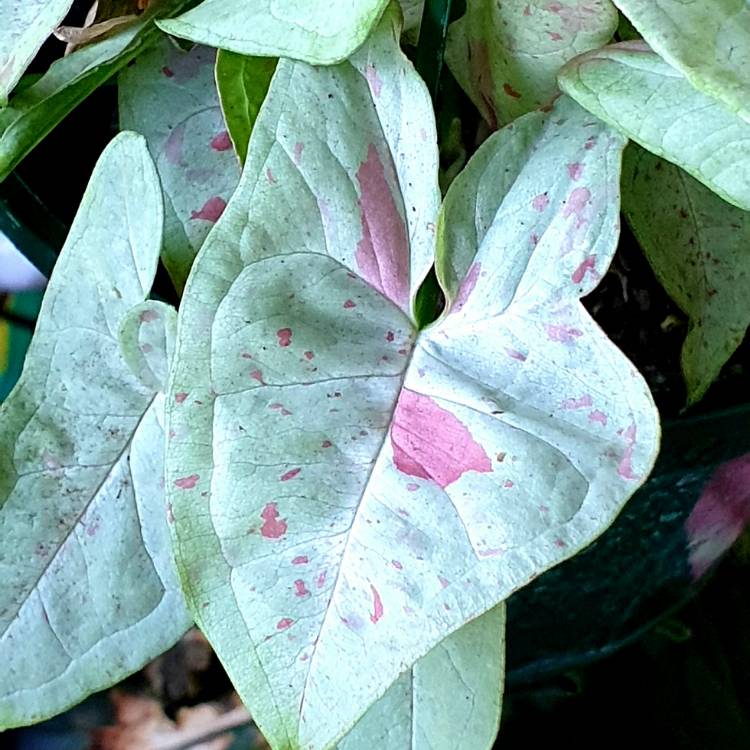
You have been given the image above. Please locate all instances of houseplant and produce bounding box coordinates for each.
[0,1,748,747]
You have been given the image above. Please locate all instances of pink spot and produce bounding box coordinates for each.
[453,262,481,314]
[175,392,188,404]
[503,82,522,99]
[293,142,304,165]
[563,187,591,223]
[438,575,450,589]
[355,144,410,310]
[478,547,505,558]
[139,309,160,323]
[303,350,314,361]
[260,503,287,539]
[211,130,232,151]
[505,348,527,362]
[164,124,185,165]
[686,454,750,579]
[532,193,549,212]
[504,480,514,488]
[242,352,253,359]
[140,343,153,354]
[86,521,99,537]
[174,474,199,490]
[316,570,327,588]
[392,560,403,570]
[266,168,277,184]
[572,255,597,284]
[369,584,384,624]
[584,136,596,150]
[276,618,294,631]
[294,579,309,597]
[321,440,333,448]
[343,299,356,309]
[391,389,492,488]
[588,410,608,426]
[561,393,593,410]
[618,424,637,480]
[554,538,568,548]
[276,328,293,347]
[250,369,265,384]
[545,324,583,343]
[280,468,301,482]
[549,31,563,40]
[365,63,383,97]
[292,555,309,565]
[386,330,395,342]
[567,162,584,181]
[162,66,174,77]
[406,482,419,492]
[190,196,226,222]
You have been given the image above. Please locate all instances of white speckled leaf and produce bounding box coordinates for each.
[0,133,191,729]
[338,605,504,750]
[611,0,750,124]
[166,7,658,746]
[622,146,750,405]
[0,0,74,104]
[157,0,390,64]
[445,0,617,128]
[119,39,240,292]
[558,41,750,211]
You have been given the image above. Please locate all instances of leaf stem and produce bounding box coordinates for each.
[415,0,454,101]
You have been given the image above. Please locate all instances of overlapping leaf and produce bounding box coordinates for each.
[0,0,191,182]
[167,6,659,748]
[0,133,190,729]
[0,0,75,104]
[119,38,241,292]
[612,0,750,124]
[158,0,390,64]
[445,0,617,128]
[622,146,750,405]
[558,41,750,211]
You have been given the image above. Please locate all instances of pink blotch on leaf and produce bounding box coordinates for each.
[175,392,188,404]
[503,82,522,99]
[554,538,568,548]
[567,162,584,181]
[174,474,199,490]
[276,618,294,631]
[190,196,226,222]
[210,130,232,151]
[532,193,550,212]
[292,555,309,565]
[406,482,419,492]
[164,124,185,165]
[386,331,395,342]
[392,560,403,570]
[162,66,174,77]
[572,255,597,284]
[354,144,410,310]
[584,136,597,150]
[365,63,383,97]
[438,575,450,589]
[545,324,583,343]
[549,31,563,40]
[139,309,160,323]
[304,351,315,360]
[391,389,493,488]
[316,570,327,588]
[561,394,593,410]
[618,424,637,480]
[293,142,304,165]
[260,503,287,539]
[563,187,591,226]
[280,467,301,482]
[506,348,527,362]
[294,580,309,597]
[686,454,750,580]
[453,262,481,313]
[250,369,265,384]
[343,299,356,309]
[504,480,514,488]
[321,440,333,448]
[266,168,277,184]
[589,410,608,426]
[276,328,293,347]
[369,584,384,624]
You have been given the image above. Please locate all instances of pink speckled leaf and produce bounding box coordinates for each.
[445,0,617,128]
[166,8,658,747]
[118,38,240,292]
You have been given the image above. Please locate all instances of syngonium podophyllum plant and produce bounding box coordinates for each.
[3,0,750,747]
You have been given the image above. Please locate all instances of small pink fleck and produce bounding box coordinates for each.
[276,328,293,347]
[478,547,505,557]
[266,168,277,184]
[175,392,188,404]
[549,31,563,40]
[292,555,309,565]
[369,584,384,624]
[532,193,549,212]
[321,440,333,448]
[438,575,450,589]
[505,348,527,361]
[554,538,568,548]
[589,410,608,426]
[503,82,522,99]
[365,63,383,97]
[386,331,395,342]
[190,196,226,222]
[567,162,584,181]
[280,468,301,482]
[293,142,304,165]
[572,255,597,284]
[563,187,591,223]
[174,474,199,490]
[241,352,253,359]
[140,343,153,354]
[250,369,265,384]
[139,309,160,323]
[618,424,637,480]
[453,262,481,313]
[260,502,287,539]
[294,580,309,597]
[276,618,294,631]
[211,130,232,151]
[316,570,327,588]
[584,136,597,150]
[343,299,356,309]
[162,66,174,77]
[545,324,583,343]
[392,560,403,570]
[504,480,514,488]
[561,394,593,410]
[304,351,315,360]
[406,483,419,492]
[300,653,310,662]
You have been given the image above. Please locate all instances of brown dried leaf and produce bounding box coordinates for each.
[54,0,150,53]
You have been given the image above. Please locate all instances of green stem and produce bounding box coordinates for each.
[415,0,454,102]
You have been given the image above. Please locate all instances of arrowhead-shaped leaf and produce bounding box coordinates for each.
[166,8,659,749]
[215,51,277,166]
[611,0,750,124]
[622,146,750,405]
[558,41,750,211]
[119,38,241,292]
[0,132,191,729]
[445,0,617,128]
[0,0,75,104]
[0,0,191,182]
[157,0,390,65]
[338,605,505,749]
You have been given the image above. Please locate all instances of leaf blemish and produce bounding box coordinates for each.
[276,328,293,347]
[260,502,287,539]
[174,474,200,490]
[190,196,226,222]
[369,584,384,624]
[210,130,232,151]
[280,468,301,481]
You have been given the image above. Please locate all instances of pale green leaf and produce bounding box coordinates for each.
[157,0,391,64]
[558,41,750,211]
[0,0,75,104]
[339,605,505,750]
[622,146,750,405]
[0,132,191,729]
[0,0,191,183]
[445,0,617,127]
[166,4,659,740]
[612,0,750,124]
[119,38,241,292]
[215,50,277,165]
